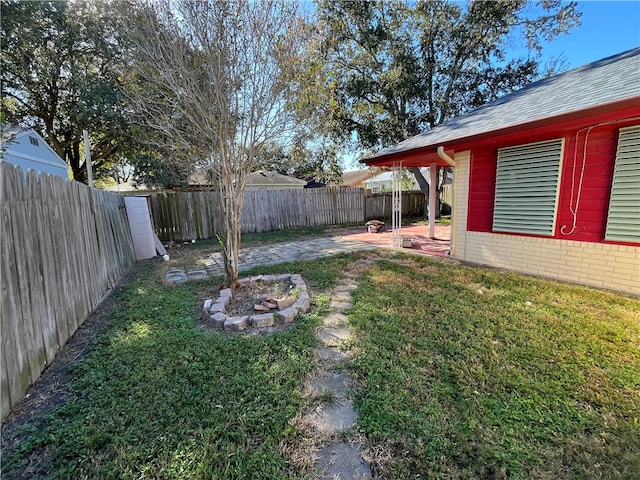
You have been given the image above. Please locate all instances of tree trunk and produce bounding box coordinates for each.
[219,174,246,289]
[409,166,429,197]
[409,167,431,217]
[222,193,243,289]
[435,167,445,219]
[67,140,87,183]
[410,166,444,219]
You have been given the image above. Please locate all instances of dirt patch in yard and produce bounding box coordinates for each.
[195,279,295,319]
[194,275,309,337]
[227,279,294,316]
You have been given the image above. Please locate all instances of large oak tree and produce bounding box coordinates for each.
[316,0,581,207]
[1,0,135,183]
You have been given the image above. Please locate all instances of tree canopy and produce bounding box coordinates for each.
[312,0,580,213]
[0,0,138,183]
[1,0,582,189]
[122,0,315,285]
[316,0,581,151]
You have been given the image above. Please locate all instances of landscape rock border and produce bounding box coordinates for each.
[202,274,310,333]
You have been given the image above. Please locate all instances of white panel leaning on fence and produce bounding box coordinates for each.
[1,161,135,421]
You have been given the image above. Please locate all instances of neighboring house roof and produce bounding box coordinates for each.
[363,167,433,192]
[247,170,307,188]
[1,126,69,179]
[362,171,395,185]
[187,168,308,188]
[341,170,373,187]
[1,125,22,140]
[364,47,640,164]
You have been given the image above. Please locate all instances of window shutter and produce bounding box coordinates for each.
[605,125,640,242]
[493,139,563,236]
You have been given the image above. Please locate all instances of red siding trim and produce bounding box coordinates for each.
[362,100,640,167]
[556,127,616,243]
[467,146,496,233]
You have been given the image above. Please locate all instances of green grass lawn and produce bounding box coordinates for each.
[349,255,640,479]
[3,250,638,479]
[2,255,362,479]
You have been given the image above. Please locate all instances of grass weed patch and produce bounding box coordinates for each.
[240,252,369,292]
[350,257,640,479]
[3,266,322,479]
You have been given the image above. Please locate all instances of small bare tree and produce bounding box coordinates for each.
[123,0,310,287]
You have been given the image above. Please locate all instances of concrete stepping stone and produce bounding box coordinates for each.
[324,312,349,327]
[330,300,353,312]
[333,283,358,293]
[311,401,358,435]
[186,268,208,280]
[165,268,188,284]
[319,327,352,347]
[315,347,347,363]
[311,372,350,398]
[316,442,371,479]
[332,292,353,303]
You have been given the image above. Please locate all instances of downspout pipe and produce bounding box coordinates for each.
[437,146,457,257]
[437,146,456,167]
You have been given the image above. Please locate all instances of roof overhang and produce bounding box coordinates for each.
[361,97,640,168]
[362,148,452,168]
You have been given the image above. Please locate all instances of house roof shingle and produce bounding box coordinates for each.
[365,47,640,162]
[247,170,307,187]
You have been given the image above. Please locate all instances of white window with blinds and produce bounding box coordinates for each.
[605,125,640,242]
[493,138,564,236]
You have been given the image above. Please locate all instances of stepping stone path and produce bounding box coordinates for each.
[165,234,386,477]
[164,237,378,284]
[303,274,372,479]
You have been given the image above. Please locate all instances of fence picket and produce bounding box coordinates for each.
[1,162,134,421]
[145,187,427,240]
[30,173,58,365]
[2,165,28,411]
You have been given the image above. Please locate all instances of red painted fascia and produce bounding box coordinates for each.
[363,149,451,168]
[362,98,640,167]
[452,100,640,151]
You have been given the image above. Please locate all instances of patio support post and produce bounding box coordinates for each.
[429,163,437,239]
[392,163,403,248]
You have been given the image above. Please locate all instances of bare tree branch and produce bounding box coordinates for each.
[122,0,310,287]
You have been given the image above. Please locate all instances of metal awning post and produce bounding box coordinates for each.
[392,162,403,248]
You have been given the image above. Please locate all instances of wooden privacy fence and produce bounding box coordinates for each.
[149,188,438,242]
[1,162,135,420]
[243,188,364,233]
[364,191,426,220]
[150,190,224,241]
[149,187,366,241]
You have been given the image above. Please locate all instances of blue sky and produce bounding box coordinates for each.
[539,1,640,68]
